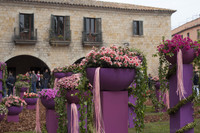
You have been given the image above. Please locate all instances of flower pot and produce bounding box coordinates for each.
[0,114,5,121]
[86,68,136,91]
[155,82,160,89]
[7,106,23,115]
[41,97,55,110]
[20,87,28,92]
[54,72,73,79]
[24,98,38,105]
[165,48,196,64]
[66,90,80,104]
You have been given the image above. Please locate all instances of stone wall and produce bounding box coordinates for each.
[0,2,172,75]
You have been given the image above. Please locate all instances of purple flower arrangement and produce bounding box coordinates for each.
[157,34,200,56]
[0,62,7,71]
[38,88,58,99]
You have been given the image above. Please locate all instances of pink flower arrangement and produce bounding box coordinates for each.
[23,92,38,98]
[57,73,81,90]
[16,74,30,81]
[38,88,58,99]
[52,64,80,73]
[157,34,200,56]
[80,45,141,68]
[2,95,27,107]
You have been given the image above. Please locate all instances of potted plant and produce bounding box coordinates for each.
[0,62,7,103]
[39,88,58,110]
[16,74,30,82]
[52,64,79,79]
[23,92,38,110]
[2,95,26,122]
[81,45,141,91]
[57,73,82,104]
[157,34,200,64]
[15,81,30,92]
[0,104,8,121]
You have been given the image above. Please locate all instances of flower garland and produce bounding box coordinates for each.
[176,121,196,133]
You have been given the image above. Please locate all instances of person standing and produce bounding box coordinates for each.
[31,70,37,93]
[6,72,15,96]
[43,69,50,89]
[40,74,44,91]
[193,71,199,96]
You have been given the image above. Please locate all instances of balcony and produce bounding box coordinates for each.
[49,31,71,46]
[82,31,102,46]
[14,28,37,45]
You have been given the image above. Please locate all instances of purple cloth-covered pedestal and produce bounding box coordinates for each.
[27,105,36,110]
[169,64,194,133]
[67,104,87,133]
[101,91,128,133]
[7,115,19,122]
[128,95,137,128]
[0,71,2,103]
[46,109,59,133]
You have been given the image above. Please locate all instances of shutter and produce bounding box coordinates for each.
[133,21,136,35]
[83,17,87,42]
[50,15,55,38]
[64,16,70,41]
[95,18,102,42]
[139,21,143,35]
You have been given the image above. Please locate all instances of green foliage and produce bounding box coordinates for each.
[176,121,196,133]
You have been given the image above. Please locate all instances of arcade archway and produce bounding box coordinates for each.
[6,55,50,76]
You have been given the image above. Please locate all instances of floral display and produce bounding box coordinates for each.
[23,92,38,98]
[157,34,200,57]
[57,73,81,90]
[38,88,58,99]
[0,104,8,115]
[52,64,80,73]
[2,95,26,107]
[15,81,30,88]
[16,74,30,81]
[0,62,7,71]
[80,45,142,68]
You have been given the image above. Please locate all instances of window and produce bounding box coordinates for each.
[197,29,200,40]
[19,13,34,39]
[133,20,143,36]
[83,17,102,43]
[50,15,70,41]
[187,32,190,38]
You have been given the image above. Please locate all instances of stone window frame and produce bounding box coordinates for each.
[133,20,143,36]
[82,17,102,47]
[49,15,71,46]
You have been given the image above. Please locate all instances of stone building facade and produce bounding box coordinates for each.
[172,17,200,41]
[0,0,175,75]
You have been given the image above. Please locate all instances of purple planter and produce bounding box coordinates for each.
[169,64,194,133]
[20,87,28,92]
[0,114,5,121]
[54,72,73,79]
[7,106,23,122]
[86,68,135,91]
[66,90,80,104]
[41,97,55,110]
[24,98,38,110]
[24,98,38,105]
[165,48,195,64]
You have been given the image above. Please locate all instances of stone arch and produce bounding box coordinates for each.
[5,55,50,76]
[73,57,85,65]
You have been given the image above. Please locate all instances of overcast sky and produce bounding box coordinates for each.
[101,0,200,29]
